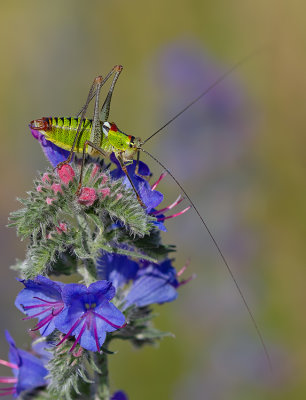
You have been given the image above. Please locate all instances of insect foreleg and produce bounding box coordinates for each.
[135,149,141,175]
[116,153,146,208]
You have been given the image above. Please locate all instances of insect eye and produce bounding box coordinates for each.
[102,122,111,136]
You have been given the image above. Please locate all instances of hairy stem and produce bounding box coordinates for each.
[77,259,97,285]
[93,351,110,400]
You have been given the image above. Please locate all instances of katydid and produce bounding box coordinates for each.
[30,66,145,206]
[29,53,271,369]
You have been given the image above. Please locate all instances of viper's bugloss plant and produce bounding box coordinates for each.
[6,142,193,399]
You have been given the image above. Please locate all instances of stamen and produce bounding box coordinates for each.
[23,304,49,310]
[0,377,17,383]
[177,259,191,277]
[179,274,196,286]
[0,387,16,391]
[33,297,61,305]
[70,320,87,353]
[0,388,16,396]
[52,306,64,316]
[31,313,54,331]
[151,195,184,215]
[92,315,100,352]
[151,172,167,190]
[22,307,51,320]
[92,311,126,329]
[0,360,18,370]
[157,206,191,221]
[56,317,84,346]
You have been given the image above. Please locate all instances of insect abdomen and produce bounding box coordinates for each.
[46,117,93,153]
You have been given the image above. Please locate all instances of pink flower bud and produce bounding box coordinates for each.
[46,197,54,205]
[99,174,108,185]
[42,173,50,183]
[98,187,111,198]
[58,164,75,185]
[72,347,83,358]
[56,222,68,234]
[78,187,97,206]
[51,183,63,194]
[36,185,43,192]
[116,193,123,201]
[90,164,100,180]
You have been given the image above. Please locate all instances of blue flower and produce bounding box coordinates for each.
[110,153,151,179]
[15,276,64,336]
[0,331,48,397]
[111,390,128,400]
[97,253,139,289]
[55,280,125,352]
[30,126,70,167]
[110,154,190,231]
[110,154,163,213]
[123,259,194,309]
[31,338,53,364]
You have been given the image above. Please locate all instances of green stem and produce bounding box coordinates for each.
[93,351,110,400]
[77,259,97,285]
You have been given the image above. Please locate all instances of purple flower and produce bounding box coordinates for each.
[123,259,194,309]
[15,276,64,336]
[97,253,139,289]
[30,126,70,167]
[110,154,163,212]
[31,338,53,364]
[111,390,128,400]
[110,153,151,179]
[55,281,126,352]
[0,331,47,397]
[16,276,126,353]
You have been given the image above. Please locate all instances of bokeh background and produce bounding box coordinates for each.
[0,0,306,399]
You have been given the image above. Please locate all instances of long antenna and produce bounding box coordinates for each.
[141,148,272,371]
[142,46,266,145]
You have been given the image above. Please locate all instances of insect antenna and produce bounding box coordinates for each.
[142,46,267,145]
[141,147,272,371]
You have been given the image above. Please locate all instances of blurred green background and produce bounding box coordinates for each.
[1,0,306,399]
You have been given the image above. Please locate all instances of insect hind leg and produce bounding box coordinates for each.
[76,65,123,122]
[55,76,104,172]
[100,65,123,121]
